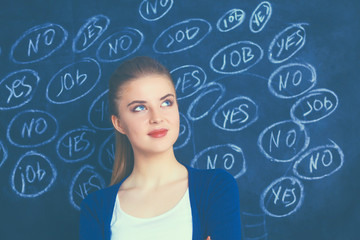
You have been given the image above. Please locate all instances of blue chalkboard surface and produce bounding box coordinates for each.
[1,0,359,239]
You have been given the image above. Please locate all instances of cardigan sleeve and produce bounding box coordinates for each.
[204,169,242,240]
[79,195,104,240]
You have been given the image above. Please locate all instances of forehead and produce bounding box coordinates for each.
[119,74,175,100]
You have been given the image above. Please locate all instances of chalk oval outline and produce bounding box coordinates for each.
[260,176,304,217]
[212,96,259,131]
[88,89,112,130]
[210,40,264,74]
[290,88,339,124]
[293,140,344,180]
[139,0,174,21]
[170,64,207,100]
[46,57,101,104]
[10,23,68,64]
[98,133,115,172]
[69,165,105,210]
[249,1,272,33]
[216,8,246,32]
[153,18,212,54]
[190,143,246,179]
[96,27,144,62]
[268,62,317,99]
[72,14,110,53]
[11,151,57,198]
[257,119,310,162]
[268,23,307,64]
[7,109,59,148]
[0,69,40,110]
[56,127,96,163]
[0,141,8,168]
[187,82,225,121]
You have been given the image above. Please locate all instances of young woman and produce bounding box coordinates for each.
[79,56,242,240]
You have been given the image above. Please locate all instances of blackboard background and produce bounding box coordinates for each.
[1,0,359,239]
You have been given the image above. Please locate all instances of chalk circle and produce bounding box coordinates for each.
[174,112,191,150]
[0,141,8,168]
[88,90,112,130]
[7,109,59,147]
[249,1,272,33]
[139,0,174,21]
[98,133,115,172]
[212,96,258,131]
[73,14,110,53]
[216,8,246,32]
[268,63,317,99]
[0,69,40,110]
[290,88,338,124]
[293,140,344,180]
[257,120,310,162]
[191,144,246,179]
[268,23,307,64]
[187,82,225,121]
[10,23,68,64]
[46,58,101,104]
[69,165,105,210]
[260,176,304,217]
[210,41,264,74]
[170,64,207,100]
[96,27,144,62]
[56,127,96,163]
[153,18,212,54]
[11,151,57,198]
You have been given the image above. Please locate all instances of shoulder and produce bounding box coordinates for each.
[80,183,120,211]
[188,166,237,188]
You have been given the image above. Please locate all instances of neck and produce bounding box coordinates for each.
[129,148,186,189]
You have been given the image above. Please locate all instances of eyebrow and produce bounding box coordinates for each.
[127,93,175,107]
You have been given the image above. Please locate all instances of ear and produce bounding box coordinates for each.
[111,115,126,135]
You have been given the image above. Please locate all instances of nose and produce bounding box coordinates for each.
[149,108,163,124]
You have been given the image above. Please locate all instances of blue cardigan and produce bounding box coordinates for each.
[79,164,242,240]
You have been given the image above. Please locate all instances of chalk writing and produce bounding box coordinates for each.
[170,65,206,100]
[187,82,225,121]
[268,24,307,63]
[96,27,144,62]
[242,212,268,240]
[258,120,309,162]
[0,69,40,110]
[98,133,115,172]
[46,58,101,104]
[57,127,96,163]
[191,144,246,179]
[212,96,258,131]
[293,140,344,180]
[0,141,8,168]
[216,9,245,32]
[73,14,110,53]
[174,113,191,150]
[210,41,263,74]
[290,88,338,123]
[139,0,173,21]
[10,23,68,64]
[88,90,112,130]
[69,165,105,210]
[268,63,316,98]
[7,109,58,147]
[260,177,304,217]
[153,18,212,54]
[249,1,272,33]
[11,151,57,198]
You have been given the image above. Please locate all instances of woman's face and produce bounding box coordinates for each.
[112,74,180,156]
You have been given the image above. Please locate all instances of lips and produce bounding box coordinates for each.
[148,128,168,138]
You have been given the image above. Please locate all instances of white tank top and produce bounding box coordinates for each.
[110,188,192,240]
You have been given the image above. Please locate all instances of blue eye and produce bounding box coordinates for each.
[133,105,146,112]
[162,99,173,107]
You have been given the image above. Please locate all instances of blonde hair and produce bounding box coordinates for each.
[108,56,174,185]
